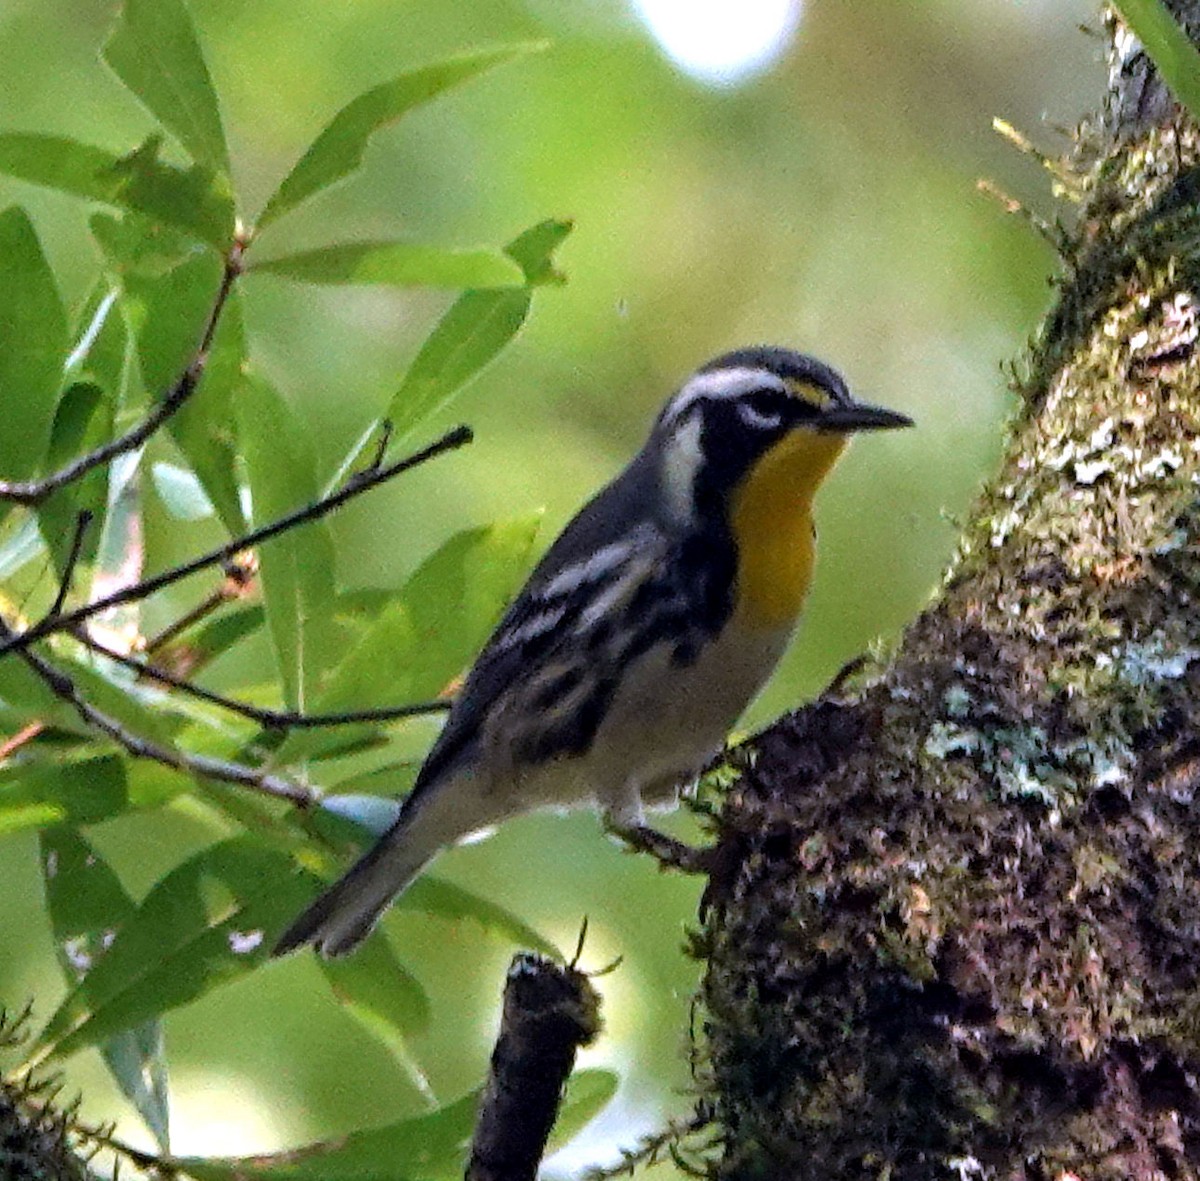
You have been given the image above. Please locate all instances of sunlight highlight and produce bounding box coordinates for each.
[630,0,804,85]
[169,1072,285,1156]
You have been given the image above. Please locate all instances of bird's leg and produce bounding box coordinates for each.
[604,818,715,874]
[603,780,716,873]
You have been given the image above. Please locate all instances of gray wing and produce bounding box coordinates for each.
[404,449,673,806]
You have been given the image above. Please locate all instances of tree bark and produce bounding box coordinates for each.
[701,6,1200,1179]
[0,1081,88,1181]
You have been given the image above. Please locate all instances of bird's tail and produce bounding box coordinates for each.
[272,809,437,959]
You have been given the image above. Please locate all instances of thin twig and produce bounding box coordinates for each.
[74,628,452,729]
[48,510,93,618]
[143,553,257,656]
[0,242,244,507]
[976,179,1064,251]
[583,1108,715,1180]
[991,117,1084,198]
[0,616,315,805]
[0,425,473,659]
[18,1092,165,1174]
[0,720,45,761]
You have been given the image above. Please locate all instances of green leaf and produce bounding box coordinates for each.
[0,515,45,581]
[0,134,234,248]
[102,1023,172,1149]
[317,758,422,797]
[318,928,432,1052]
[235,373,339,709]
[502,219,574,286]
[151,462,215,520]
[102,0,231,174]
[249,241,524,290]
[91,210,201,278]
[0,757,133,837]
[175,604,266,665]
[0,654,82,735]
[550,1069,619,1151]
[336,513,537,705]
[170,287,247,533]
[113,246,246,532]
[99,135,235,249]
[66,281,128,395]
[402,876,560,957]
[172,1068,609,1181]
[59,648,186,749]
[275,516,539,764]
[256,44,542,230]
[176,1088,481,1180]
[0,643,204,786]
[28,836,312,1066]
[0,207,67,483]
[121,250,220,394]
[0,135,132,203]
[386,219,573,437]
[5,648,185,755]
[40,828,171,1151]
[1111,0,1200,121]
[42,283,129,570]
[36,381,115,578]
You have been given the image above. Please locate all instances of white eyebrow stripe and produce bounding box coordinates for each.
[687,366,777,398]
[661,366,787,428]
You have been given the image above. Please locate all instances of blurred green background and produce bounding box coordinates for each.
[0,0,1101,1174]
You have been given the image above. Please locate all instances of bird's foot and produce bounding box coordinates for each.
[607,822,715,874]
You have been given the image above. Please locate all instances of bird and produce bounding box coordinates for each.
[273,346,912,957]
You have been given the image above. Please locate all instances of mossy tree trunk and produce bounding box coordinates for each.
[701,5,1200,1178]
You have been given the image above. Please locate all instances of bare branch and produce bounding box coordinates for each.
[0,616,315,806]
[143,553,257,656]
[74,628,452,730]
[0,242,244,507]
[0,721,45,762]
[0,425,473,660]
[467,951,602,1181]
[49,511,93,618]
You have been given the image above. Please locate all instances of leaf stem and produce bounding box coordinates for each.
[75,628,452,730]
[48,510,93,617]
[0,424,472,659]
[0,241,244,507]
[0,615,316,805]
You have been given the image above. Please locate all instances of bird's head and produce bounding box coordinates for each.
[651,346,912,525]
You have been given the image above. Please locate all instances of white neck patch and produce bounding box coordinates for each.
[655,365,796,525]
[659,410,704,526]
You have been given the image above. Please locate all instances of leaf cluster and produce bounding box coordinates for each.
[0,1,613,1176]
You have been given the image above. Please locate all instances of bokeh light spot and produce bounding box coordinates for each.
[630,0,805,85]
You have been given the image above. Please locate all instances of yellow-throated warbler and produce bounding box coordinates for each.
[275,347,912,957]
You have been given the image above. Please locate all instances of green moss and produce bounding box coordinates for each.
[697,115,1200,1181]
[0,1083,89,1181]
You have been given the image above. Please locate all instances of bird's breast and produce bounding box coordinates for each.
[728,430,846,627]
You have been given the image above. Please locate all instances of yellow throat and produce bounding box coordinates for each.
[729,429,848,628]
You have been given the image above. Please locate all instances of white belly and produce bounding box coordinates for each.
[495,615,794,823]
[601,618,791,797]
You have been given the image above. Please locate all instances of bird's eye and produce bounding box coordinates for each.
[736,397,784,432]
